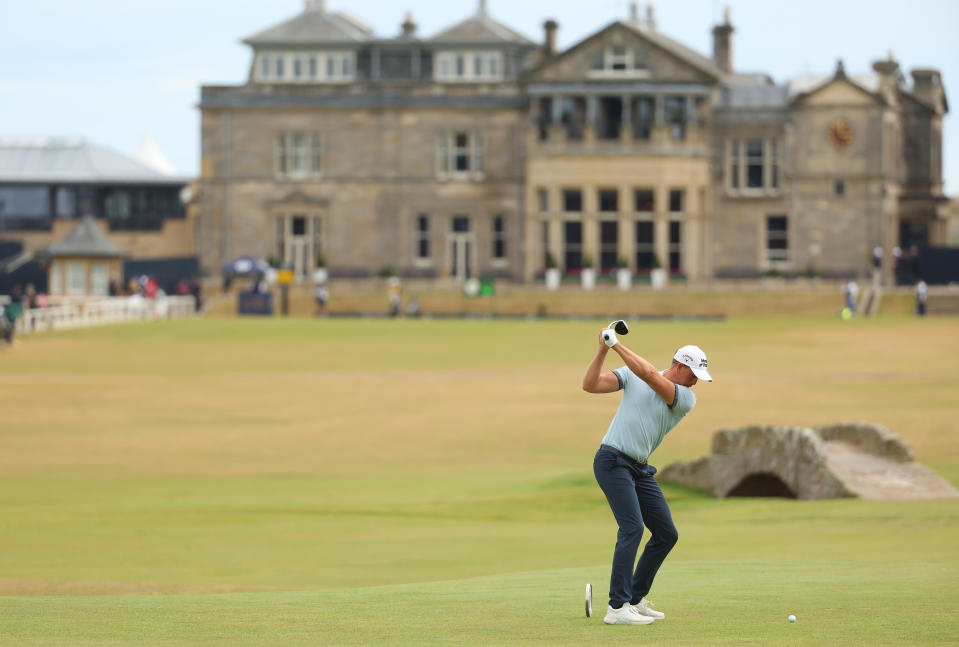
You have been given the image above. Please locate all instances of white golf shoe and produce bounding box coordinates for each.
[630,597,665,619]
[603,602,654,625]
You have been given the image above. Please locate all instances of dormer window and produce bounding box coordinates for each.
[255,51,355,83]
[589,46,649,77]
[435,51,504,82]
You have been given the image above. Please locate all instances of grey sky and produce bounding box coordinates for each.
[2,0,955,193]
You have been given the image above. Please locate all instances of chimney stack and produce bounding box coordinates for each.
[911,68,945,114]
[401,11,417,38]
[712,5,733,73]
[646,5,655,29]
[872,53,900,103]
[629,2,639,23]
[543,19,558,57]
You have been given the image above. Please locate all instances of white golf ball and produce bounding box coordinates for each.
[788,614,796,623]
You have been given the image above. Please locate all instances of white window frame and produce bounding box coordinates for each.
[765,214,790,267]
[588,46,650,78]
[491,214,508,267]
[50,260,62,295]
[91,262,109,296]
[255,51,355,83]
[413,213,432,267]
[67,261,86,295]
[434,50,504,82]
[726,138,783,197]
[275,132,323,180]
[436,131,484,181]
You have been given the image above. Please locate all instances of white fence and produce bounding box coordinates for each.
[11,296,197,335]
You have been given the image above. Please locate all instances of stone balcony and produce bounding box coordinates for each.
[527,122,711,155]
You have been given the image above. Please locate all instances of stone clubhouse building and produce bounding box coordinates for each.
[196,1,949,284]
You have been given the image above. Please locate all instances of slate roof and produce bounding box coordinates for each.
[243,6,374,45]
[45,217,128,258]
[430,8,534,45]
[719,74,789,108]
[0,138,185,184]
[718,72,885,109]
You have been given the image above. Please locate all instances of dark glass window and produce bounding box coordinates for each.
[669,220,682,271]
[55,187,76,219]
[292,215,307,236]
[563,221,582,270]
[746,139,764,188]
[664,96,687,140]
[634,97,653,141]
[669,189,684,212]
[416,214,430,259]
[634,189,654,212]
[0,186,51,230]
[100,186,183,231]
[600,221,618,271]
[492,215,506,259]
[599,189,618,212]
[563,189,582,212]
[635,221,654,270]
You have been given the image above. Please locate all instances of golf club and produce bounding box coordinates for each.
[602,319,629,345]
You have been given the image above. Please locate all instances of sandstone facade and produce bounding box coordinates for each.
[196,2,949,284]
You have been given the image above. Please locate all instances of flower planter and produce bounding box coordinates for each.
[616,268,631,291]
[650,268,666,291]
[545,268,561,291]
[580,268,596,291]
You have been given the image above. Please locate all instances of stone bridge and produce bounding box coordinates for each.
[660,422,958,501]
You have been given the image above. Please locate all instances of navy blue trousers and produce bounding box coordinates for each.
[593,447,678,608]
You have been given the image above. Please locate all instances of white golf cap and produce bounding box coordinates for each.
[673,345,713,382]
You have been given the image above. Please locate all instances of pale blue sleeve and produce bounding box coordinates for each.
[674,385,697,414]
[612,366,630,391]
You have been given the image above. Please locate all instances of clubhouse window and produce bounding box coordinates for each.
[437,131,484,180]
[766,214,789,265]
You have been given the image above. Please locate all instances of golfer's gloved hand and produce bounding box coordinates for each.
[602,330,618,348]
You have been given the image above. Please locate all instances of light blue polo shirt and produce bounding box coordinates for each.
[600,366,697,462]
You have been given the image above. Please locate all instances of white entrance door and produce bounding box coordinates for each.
[449,216,473,281]
[283,215,312,281]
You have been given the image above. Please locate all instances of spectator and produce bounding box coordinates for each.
[23,284,36,309]
[916,279,928,316]
[387,275,402,317]
[314,281,329,316]
[843,280,859,316]
[190,277,203,313]
[3,289,22,344]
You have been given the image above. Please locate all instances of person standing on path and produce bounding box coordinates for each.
[582,329,712,626]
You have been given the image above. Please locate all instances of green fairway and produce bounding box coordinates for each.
[1,316,958,645]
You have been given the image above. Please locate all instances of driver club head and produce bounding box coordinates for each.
[608,320,629,336]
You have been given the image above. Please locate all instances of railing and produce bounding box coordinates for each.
[13,296,197,335]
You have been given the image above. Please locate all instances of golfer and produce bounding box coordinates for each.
[582,329,712,625]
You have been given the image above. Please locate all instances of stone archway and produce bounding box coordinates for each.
[660,422,959,501]
[726,472,797,498]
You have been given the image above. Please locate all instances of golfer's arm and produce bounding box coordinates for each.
[582,348,619,393]
[611,344,675,405]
